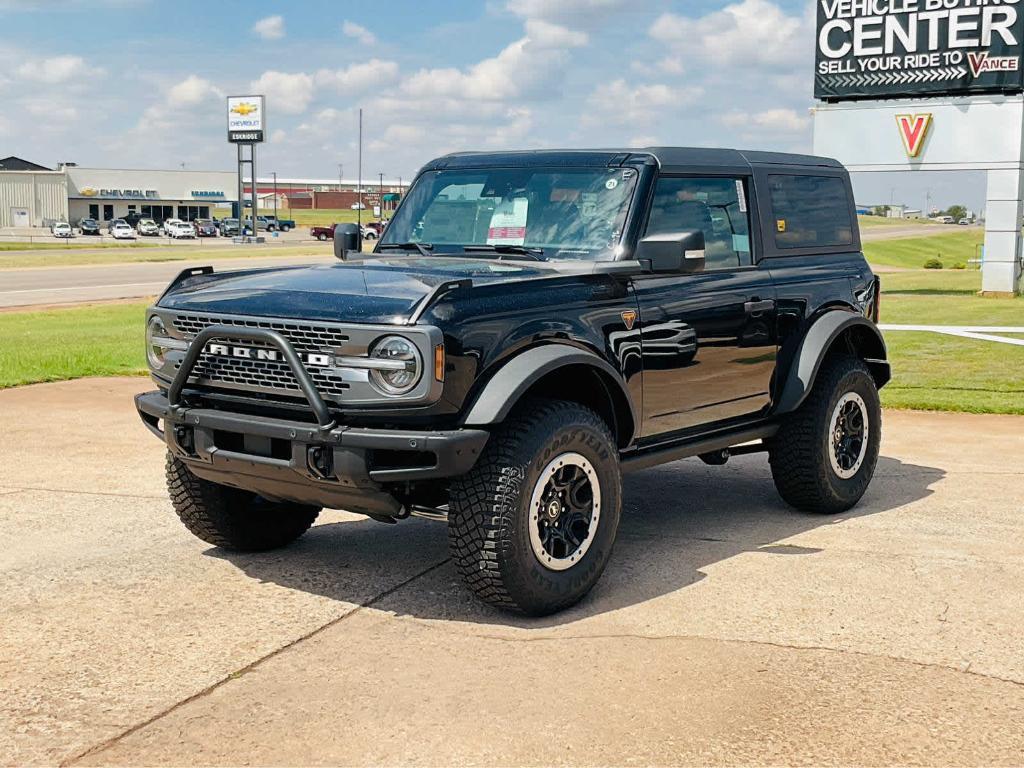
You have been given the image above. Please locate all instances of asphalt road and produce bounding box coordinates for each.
[2,377,1022,765]
[0,223,979,310]
[0,253,334,309]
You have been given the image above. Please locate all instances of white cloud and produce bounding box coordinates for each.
[315,59,398,93]
[342,20,376,46]
[16,55,97,83]
[650,0,809,69]
[252,15,285,40]
[251,70,315,114]
[23,98,77,122]
[401,19,585,101]
[587,78,702,124]
[722,108,810,134]
[167,75,221,107]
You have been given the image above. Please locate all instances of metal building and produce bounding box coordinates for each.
[0,168,68,227]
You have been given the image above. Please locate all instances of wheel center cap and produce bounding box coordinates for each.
[545,499,562,520]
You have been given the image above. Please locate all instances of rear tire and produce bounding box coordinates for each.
[166,454,320,551]
[448,399,621,615]
[769,356,881,514]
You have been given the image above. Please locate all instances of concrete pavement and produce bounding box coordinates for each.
[0,254,334,309]
[1,377,1023,765]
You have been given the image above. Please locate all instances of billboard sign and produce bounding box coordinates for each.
[815,1,1024,101]
[227,95,265,143]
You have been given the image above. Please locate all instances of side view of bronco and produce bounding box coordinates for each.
[136,148,889,615]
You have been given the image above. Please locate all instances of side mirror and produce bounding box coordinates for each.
[634,230,706,273]
[333,223,361,260]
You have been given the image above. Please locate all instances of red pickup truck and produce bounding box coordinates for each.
[310,222,387,241]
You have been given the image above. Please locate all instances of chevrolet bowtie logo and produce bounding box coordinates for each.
[231,102,258,117]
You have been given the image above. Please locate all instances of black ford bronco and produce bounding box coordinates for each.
[136,148,889,615]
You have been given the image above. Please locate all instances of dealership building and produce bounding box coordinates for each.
[66,167,237,224]
[0,156,407,228]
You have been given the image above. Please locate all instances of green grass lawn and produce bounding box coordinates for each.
[258,208,381,228]
[857,215,941,229]
[864,230,983,269]
[0,243,333,269]
[0,303,147,388]
[0,241,157,251]
[880,270,1023,326]
[881,332,1024,414]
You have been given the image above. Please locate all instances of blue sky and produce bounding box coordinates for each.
[0,0,984,209]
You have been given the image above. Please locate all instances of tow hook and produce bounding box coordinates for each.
[174,426,196,456]
[307,445,334,480]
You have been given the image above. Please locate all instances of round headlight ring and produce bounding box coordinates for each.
[369,335,422,396]
[146,315,170,369]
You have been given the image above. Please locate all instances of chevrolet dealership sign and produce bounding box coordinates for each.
[816,0,1024,101]
[227,95,265,143]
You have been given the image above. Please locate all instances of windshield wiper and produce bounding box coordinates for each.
[378,242,435,257]
[463,244,547,261]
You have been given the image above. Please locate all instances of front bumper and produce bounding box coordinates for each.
[136,390,488,516]
[136,321,485,517]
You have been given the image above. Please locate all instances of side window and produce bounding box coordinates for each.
[768,174,853,249]
[645,176,752,269]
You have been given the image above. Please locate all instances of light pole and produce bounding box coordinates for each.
[357,108,363,229]
[378,171,384,225]
[272,171,278,221]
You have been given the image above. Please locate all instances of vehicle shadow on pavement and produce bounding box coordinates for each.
[208,454,944,626]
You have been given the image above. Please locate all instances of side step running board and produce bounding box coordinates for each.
[621,424,777,474]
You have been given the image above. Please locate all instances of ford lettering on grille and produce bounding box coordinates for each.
[206,343,332,368]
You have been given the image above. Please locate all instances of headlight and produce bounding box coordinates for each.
[146,315,170,369]
[368,335,422,395]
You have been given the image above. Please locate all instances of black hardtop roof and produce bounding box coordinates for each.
[424,147,843,173]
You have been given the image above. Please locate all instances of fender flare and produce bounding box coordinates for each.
[775,311,890,415]
[461,345,638,444]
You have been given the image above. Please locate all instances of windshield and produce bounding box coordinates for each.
[379,167,639,261]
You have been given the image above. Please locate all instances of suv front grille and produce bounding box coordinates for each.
[171,313,353,401]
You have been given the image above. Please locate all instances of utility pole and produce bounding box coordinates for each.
[357,108,363,229]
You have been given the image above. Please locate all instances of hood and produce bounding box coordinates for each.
[157,256,556,324]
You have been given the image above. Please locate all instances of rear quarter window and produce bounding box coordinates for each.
[768,174,854,250]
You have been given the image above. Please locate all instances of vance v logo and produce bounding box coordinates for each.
[896,114,932,158]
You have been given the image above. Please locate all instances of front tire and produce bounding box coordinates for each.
[448,400,622,615]
[769,356,881,514]
[166,454,320,551]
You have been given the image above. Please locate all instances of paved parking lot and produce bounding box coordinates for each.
[2,377,1022,766]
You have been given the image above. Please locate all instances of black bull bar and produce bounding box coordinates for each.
[134,325,488,514]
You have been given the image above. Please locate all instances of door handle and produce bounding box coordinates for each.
[744,298,775,315]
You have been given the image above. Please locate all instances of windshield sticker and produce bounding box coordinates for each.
[732,234,751,252]
[605,178,619,190]
[736,180,747,213]
[487,197,528,245]
[581,192,598,218]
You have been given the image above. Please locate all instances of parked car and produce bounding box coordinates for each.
[123,212,145,227]
[165,220,196,239]
[136,218,159,236]
[77,218,101,236]
[136,146,890,616]
[350,202,367,210]
[360,225,378,240]
[220,218,242,236]
[363,221,387,237]
[106,218,127,233]
[958,218,972,226]
[51,221,74,238]
[193,219,218,237]
[311,225,335,241]
[263,215,296,232]
[110,222,135,240]
[243,216,273,232]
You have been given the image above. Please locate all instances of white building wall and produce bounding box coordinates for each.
[0,171,68,227]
